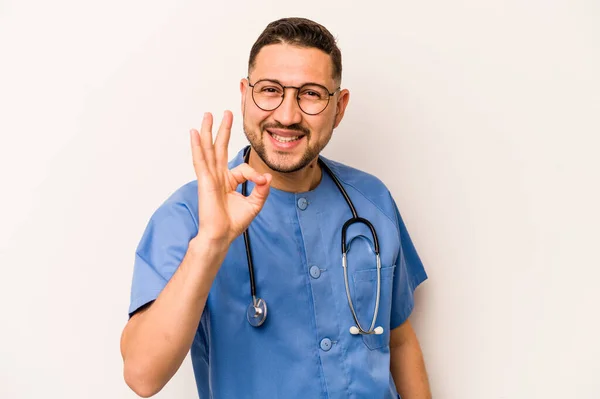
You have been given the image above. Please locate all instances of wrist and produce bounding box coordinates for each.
[179,235,230,287]
[188,233,230,259]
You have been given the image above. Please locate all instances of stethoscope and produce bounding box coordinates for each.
[241,148,383,336]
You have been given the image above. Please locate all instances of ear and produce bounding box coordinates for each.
[333,89,350,129]
[240,78,248,114]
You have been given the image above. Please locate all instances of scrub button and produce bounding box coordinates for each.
[309,265,321,279]
[297,197,308,210]
[320,338,332,352]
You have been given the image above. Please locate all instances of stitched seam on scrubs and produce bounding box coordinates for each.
[179,200,199,230]
[389,192,428,291]
[129,289,163,317]
[346,185,399,241]
[395,268,427,329]
[314,210,353,399]
[320,160,400,243]
[135,250,170,284]
[293,205,328,397]
[390,297,415,330]
[409,267,428,291]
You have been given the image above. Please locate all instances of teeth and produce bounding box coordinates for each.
[271,133,301,143]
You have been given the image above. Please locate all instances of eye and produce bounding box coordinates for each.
[259,85,283,96]
[299,85,328,100]
[300,89,324,100]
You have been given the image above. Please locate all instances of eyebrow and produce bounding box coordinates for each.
[255,78,329,88]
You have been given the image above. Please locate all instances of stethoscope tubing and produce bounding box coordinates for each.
[241,147,382,335]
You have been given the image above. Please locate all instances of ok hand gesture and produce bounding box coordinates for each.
[190,111,272,245]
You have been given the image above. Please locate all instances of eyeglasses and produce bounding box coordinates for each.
[248,78,340,115]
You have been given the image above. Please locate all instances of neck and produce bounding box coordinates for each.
[248,150,322,193]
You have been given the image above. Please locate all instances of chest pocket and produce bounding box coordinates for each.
[352,264,396,350]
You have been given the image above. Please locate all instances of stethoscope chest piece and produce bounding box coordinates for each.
[247,297,268,327]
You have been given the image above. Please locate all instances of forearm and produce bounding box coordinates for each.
[390,334,431,399]
[120,236,228,397]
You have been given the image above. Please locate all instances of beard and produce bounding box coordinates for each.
[243,116,335,174]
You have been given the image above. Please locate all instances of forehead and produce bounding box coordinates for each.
[251,43,334,86]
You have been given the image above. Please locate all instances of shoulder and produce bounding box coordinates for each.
[167,179,198,205]
[320,156,397,221]
[147,179,199,227]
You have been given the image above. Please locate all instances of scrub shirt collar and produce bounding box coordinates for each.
[232,145,333,202]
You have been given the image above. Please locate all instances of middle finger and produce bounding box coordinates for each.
[214,110,233,171]
[200,112,217,174]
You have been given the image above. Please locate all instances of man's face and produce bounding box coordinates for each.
[241,43,349,173]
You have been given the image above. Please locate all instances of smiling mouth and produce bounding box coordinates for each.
[267,130,305,143]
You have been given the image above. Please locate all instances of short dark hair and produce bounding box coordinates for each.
[248,17,342,82]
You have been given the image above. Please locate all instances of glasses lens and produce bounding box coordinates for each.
[298,84,331,115]
[251,81,333,115]
[252,81,284,111]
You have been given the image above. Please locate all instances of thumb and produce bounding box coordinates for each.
[247,173,272,210]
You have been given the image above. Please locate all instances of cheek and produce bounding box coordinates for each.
[246,107,268,127]
[307,115,336,138]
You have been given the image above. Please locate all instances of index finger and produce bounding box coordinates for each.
[214,110,233,169]
[190,127,205,177]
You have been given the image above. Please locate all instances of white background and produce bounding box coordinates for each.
[1,0,599,398]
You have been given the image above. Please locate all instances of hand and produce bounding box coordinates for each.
[190,111,272,245]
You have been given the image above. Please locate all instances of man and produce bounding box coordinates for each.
[121,17,430,398]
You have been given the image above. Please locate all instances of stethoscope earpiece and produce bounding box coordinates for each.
[349,326,384,335]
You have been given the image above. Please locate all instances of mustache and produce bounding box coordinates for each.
[262,122,310,136]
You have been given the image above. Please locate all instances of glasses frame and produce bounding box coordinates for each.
[247,78,340,116]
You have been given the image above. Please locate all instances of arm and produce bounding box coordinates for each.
[390,320,431,399]
[120,236,226,397]
[120,111,271,397]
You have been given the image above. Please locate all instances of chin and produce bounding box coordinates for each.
[263,154,304,173]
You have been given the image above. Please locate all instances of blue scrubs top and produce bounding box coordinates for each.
[128,146,427,398]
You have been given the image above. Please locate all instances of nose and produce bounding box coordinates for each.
[272,88,302,127]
